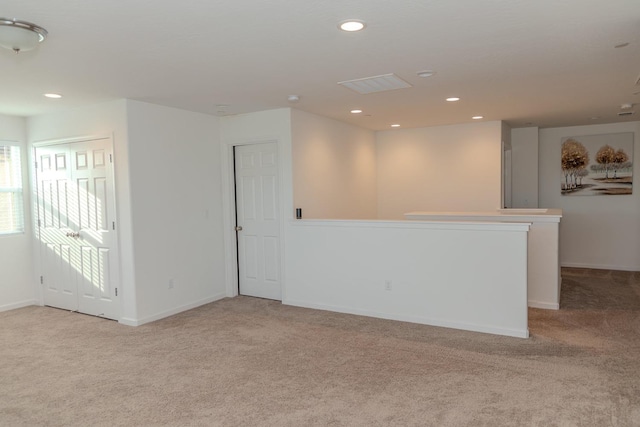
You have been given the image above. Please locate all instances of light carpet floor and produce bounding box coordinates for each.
[1,268,639,426]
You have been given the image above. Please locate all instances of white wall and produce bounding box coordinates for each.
[0,114,35,311]
[539,122,640,271]
[376,121,504,219]
[220,110,532,337]
[285,220,529,338]
[291,109,377,219]
[511,127,539,208]
[501,122,512,208]
[125,100,225,323]
[27,100,139,320]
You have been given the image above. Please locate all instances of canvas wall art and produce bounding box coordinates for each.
[561,132,633,196]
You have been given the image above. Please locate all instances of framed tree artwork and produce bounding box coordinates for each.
[561,132,633,196]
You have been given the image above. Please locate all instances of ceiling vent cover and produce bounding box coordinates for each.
[618,111,635,116]
[338,73,412,94]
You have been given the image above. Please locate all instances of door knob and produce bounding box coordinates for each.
[235,226,243,231]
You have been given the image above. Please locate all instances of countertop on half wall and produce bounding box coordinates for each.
[404,209,562,223]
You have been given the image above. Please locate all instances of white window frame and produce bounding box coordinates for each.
[0,144,25,235]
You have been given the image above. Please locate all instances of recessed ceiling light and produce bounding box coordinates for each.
[417,70,435,78]
[338,20,366,32]
[44,93,62,99]
[446,97,460,102]
[391,124,400,128]
[472,116,483,120]
[614,42,629,48]
[350,109,363,114]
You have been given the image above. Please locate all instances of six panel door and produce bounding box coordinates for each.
[36,138,120,319]
[234,142,282,300]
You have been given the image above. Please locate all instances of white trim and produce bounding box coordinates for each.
[528,300,559,310]
[29,141,43,305]
[0,139,21,146]
[284,299,530,339]
[31,135,111,147]
[0,144,26,234]
[561,262,640,272]
[220,141,239,298]
[0,231,26,237]
[118,293,227,326]
[0,299,37,313]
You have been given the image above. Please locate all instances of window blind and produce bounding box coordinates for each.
[0,146,24,234]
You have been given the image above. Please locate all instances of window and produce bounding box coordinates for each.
[0,145,24,234]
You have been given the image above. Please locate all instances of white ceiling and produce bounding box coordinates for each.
[2,0,640,130]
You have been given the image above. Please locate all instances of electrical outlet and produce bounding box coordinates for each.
[385,280,392,291]
[168,278,174,289]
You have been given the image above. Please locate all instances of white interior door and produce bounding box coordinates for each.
[36,138,120,319]
[235,142,281,300]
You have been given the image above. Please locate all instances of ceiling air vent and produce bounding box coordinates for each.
[618,111,635,116]
[338,73,412,94]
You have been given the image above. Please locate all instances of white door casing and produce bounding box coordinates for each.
[234,142,282,300]
[35,137,120,319]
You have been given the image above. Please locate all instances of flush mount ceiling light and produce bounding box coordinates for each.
[338,20,366,32]
[446,97,460,102]
[350,109,363,114]
[472,115,483,120]
[44,93,62,99]
[390,124,400,128]
[287,95,300,103]
[0,18,48,53]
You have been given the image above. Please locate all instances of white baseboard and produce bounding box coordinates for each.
[283,299,529,339]
[528,300,559,310]
[561,262,640,272]
[0,299,37,313]
[118,293,227,326]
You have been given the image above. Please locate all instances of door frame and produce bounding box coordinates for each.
[220,139,288,301]
[31,135,121,316]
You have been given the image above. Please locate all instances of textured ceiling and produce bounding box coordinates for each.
[1,0,640,130]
